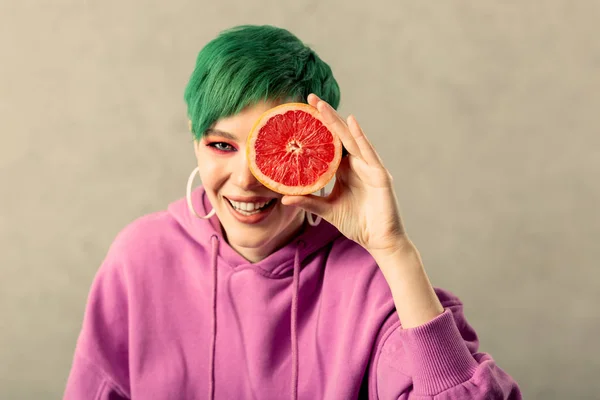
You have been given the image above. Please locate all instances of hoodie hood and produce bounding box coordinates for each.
[167,185,343,400]
[167,185,342,275]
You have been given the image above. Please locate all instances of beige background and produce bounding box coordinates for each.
[1,1,599,399]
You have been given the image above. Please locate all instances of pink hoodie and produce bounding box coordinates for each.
[64,187,521,399]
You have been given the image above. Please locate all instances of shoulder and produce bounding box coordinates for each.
[327,235,377,268]
[111,211,175,248]
[325,238,464,304]
[104,210,194,267]
[325,236,386,289]
[322,235,393,303]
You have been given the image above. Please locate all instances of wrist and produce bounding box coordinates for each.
[369,238,444,328]
[367,235,418,263]
[368,236,427,287]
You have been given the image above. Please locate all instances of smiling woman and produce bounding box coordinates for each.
[63,25,522,400]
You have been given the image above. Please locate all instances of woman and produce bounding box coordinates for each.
[64,25,521,399]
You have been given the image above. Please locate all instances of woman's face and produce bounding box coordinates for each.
[193,100,306,263]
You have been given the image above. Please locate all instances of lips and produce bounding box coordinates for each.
[224,196,278,224]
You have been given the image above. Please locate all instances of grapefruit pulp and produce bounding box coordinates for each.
[247,103,342,196]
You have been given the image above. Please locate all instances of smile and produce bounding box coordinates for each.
[227,198,276,215]
[224,197,278,223]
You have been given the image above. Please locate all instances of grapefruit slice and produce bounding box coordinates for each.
[247,103,342,196]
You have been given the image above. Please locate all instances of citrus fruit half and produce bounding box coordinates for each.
[247,103,343,196]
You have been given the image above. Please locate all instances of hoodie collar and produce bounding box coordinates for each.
[167,186,341,276]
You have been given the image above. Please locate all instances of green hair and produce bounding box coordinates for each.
[183,25,341,141]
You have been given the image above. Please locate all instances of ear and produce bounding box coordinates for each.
[190,120,200,158]
[193,139,200,159]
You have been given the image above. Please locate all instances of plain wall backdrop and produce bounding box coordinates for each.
[1,1,599,399]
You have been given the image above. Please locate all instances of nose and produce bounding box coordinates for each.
[235,151,262,190]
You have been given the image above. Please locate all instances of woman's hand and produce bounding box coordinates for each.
[283,94,444,328]
[281,94,409,255]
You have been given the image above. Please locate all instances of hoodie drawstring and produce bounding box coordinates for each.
[209,235,219,400]
[206,235,302,400]
[291,241,303,400]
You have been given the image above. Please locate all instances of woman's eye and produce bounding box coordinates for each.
[208,142,235,152]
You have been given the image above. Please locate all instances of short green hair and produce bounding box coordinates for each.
[183,25,341,141]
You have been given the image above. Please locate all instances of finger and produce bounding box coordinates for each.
[307,93,319,108]
[310,94,362,159]
[281,193,331,220]
[346,115,384,167]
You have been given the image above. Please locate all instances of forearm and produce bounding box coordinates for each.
[369,238,444,329]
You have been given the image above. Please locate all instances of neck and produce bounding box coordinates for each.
[228,211,307,263]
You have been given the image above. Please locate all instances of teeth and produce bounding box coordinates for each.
[228,199,272,214]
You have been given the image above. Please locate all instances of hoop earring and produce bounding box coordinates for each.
[186,166,216,219]
[306,187,325,227]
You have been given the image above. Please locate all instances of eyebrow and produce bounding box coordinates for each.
[204,128,238,141]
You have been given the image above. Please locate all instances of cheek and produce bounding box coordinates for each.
[197,162,218,183]
[196,155,229,188]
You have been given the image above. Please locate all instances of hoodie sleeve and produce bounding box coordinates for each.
[63,242,131,400]
[368,288,522,400]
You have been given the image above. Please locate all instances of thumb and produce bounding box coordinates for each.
[281,193,330,219]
